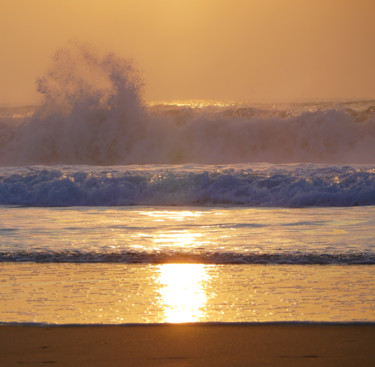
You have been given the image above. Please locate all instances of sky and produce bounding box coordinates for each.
[1,0,375,105]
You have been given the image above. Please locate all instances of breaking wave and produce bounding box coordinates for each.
[0,249,374,265]
[1,45,375,165]
[1,164,375,207]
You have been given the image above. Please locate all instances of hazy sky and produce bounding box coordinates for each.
[1,0,375,105]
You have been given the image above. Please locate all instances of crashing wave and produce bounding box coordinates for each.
[1,45,375,165]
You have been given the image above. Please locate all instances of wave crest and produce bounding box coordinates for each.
[1,164,375,207]
[1,46,375,165]
[1,249,373,265]
[1,44,145,164]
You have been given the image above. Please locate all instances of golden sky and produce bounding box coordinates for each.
[1,0,375,105]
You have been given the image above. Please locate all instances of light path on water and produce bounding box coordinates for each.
[0,263,374,324]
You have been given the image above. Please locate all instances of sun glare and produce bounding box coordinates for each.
[157,264,209,323]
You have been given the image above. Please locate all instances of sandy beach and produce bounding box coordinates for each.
[1,324,374,367]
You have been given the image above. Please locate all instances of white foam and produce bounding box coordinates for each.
[0,45,375,165]
[1,164,374,207]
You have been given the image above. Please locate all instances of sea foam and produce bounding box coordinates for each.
[0,45,375,166]
[1,164,375,207]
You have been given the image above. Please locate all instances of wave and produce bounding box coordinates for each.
[1,164,375,207]
[1,44,375,165]
[0,249,373,265]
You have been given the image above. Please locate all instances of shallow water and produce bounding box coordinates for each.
[1,206,375,264]
[0,206,374,324]
[1,263,374,324]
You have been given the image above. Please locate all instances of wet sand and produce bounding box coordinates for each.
[1,324,374,366]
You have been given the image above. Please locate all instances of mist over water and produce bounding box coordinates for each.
[1,45,375,166]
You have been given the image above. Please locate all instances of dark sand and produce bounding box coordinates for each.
[1,324,374,367]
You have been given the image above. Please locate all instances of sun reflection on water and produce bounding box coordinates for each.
[140,210,203,221]
[153,230,203,247]
[139,210,211,322]
[157,264,209,323]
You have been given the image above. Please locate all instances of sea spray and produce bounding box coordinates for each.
[1,46,375,165]
[1,44,145,165]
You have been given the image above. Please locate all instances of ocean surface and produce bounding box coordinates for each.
[0,49,374,324]
[1,106,375,324]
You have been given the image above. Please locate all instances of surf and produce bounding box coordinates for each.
[1,164,375,207]
[0,45,375,166]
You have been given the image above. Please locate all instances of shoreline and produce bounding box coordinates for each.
[2,321,375,326]
[1,323,374,367]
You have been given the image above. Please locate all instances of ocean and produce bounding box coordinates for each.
[0,49,374,324]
